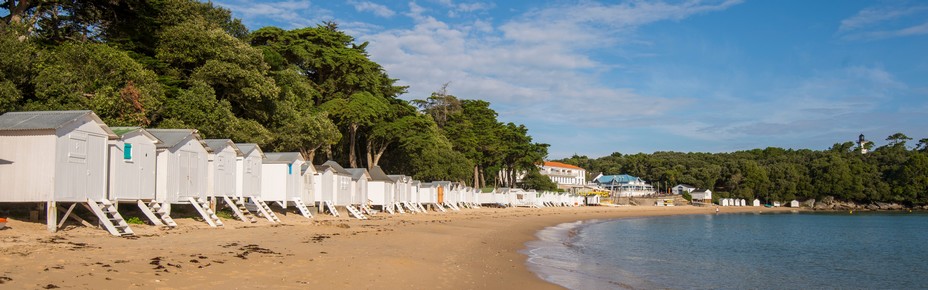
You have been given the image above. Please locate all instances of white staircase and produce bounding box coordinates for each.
[188,197,223,227]
[382,203,395,215]
[445,202,461,211]
[345,205,368,220]
[222,195,257,223]
[417,203,427,212]
[395,202,406,214]
[434,203,447,212]
[360,204,375,216]
[292,198,314,219]
[403,202,419,213]
[251,197,281,223]
[87,199,134,236]
[323,200,340,217]
[137,200,176,227]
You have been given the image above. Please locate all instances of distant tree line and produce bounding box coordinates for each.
[556,133,928,205]
[0,0,549,187]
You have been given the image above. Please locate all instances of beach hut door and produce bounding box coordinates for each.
[438,186,444,204]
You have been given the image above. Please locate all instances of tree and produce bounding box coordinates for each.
[886,132,912,148]
[320,91,388,168]
[521,169,557,191]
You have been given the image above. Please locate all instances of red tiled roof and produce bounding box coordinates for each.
[543,161,584,170]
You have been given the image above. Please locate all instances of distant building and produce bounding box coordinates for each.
[858,134,871,154]
[672,184,696,195]
[538,161,587,188]
[593,174,654,197]
[690,189,712,203]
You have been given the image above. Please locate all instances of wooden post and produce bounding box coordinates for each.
[46,201,57,233]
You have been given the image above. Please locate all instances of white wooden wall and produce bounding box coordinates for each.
[207,146,237,197]
[108,133,157,200]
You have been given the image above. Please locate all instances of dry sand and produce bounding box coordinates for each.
[0,205,792,289]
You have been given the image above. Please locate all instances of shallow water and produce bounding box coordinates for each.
[525,211,928,289]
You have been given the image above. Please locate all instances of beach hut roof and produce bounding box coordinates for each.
[369,166,394,182]
[110,126,161,144]
[203,139,243,156]
[263,152,304,164]
[320,160,351,175]
[300,163,316,175]
[147,129,208,150]
[345,168,371,181]
[0,110,116,138]
[387,174,409,182]
[234,143,266,159]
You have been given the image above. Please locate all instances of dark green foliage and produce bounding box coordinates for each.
[0,0,545,186]
[555,137,928,205]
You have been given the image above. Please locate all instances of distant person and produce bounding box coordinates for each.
[715,207,719,214]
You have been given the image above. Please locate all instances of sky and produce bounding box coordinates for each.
[213,0,928,159]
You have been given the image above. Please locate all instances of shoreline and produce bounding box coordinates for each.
[0,206,793,289]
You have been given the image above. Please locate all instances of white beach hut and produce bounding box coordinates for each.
[108,127,175,227]
[316,161,353,216]
[0,110,133,235]
[789,200,800,208]
[202,139,260,223]
[147,129,223,227]
[261,152,312,219]
[740,199,747,207]
[753,199,761,207]
[368,166,398,214]
[235,143,264,198]
[344,168,372,219]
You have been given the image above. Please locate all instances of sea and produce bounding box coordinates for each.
[524,211,928,289]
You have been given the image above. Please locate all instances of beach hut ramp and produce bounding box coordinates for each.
[0,110,137,235]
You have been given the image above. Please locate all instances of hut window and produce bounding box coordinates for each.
[123,143,133,161]
[288,163,293,175]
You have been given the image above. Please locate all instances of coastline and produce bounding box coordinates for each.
[0,206,792,289]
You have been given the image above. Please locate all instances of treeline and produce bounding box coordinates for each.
[557,134,928,205]
[0,0,548,187]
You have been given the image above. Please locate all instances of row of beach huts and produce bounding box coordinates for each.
[0,111,588,236]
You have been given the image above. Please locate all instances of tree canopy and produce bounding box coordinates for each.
[0,0,548,185]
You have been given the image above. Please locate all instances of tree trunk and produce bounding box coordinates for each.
[365,138,374,170]
[306,149,316,165]
[372,146,386,168]
[349,123,358,168]
[473,165,479,188]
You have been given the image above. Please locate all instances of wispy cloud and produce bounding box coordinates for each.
[350,1,396,18]
[838,4,928,40]
[215,0,326,29]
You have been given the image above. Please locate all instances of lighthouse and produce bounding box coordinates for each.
[858,134,871,154]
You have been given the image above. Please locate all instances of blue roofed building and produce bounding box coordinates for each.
[593,173,655,197]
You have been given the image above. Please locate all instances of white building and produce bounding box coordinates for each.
[672,184,696,195]
[538,161,587,188]
[593,174,655,197]
[690,189,712,203]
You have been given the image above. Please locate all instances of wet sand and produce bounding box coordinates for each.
[0,205,790,289]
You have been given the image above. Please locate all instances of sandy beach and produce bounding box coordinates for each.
[0,205,792,289]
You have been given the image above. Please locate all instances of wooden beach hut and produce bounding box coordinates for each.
[316,161,353,216]
[261,152,312,219]
[344,168,372,219]
[203,139,259,223]
[367,167,398,214]
[388,175,414,213]
[753,199,761,207]
[148,129,223,227]
[108,127,175,227]
[789,200,799,208]
[234,143,264,198]
[0,110,134,235]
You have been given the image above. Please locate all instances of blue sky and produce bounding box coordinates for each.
[214,0,928,159]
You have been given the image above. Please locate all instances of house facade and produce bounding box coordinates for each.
[593,174,655,197]
[538,161,587,190]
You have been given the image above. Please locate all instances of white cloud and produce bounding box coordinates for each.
[838,4,928,40]
[215,0,326,29]
[839,5,927,32]
[350,1,396,18]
